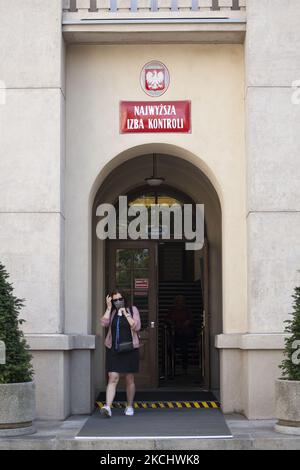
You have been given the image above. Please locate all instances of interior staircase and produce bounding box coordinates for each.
[158,280,203,378]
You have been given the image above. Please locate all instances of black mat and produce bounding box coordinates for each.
[97,390,216,402]
[76,407,232,439]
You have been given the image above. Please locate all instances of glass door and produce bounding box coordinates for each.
[107,240,158,388]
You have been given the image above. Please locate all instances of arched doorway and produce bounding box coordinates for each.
[92,152,222,398]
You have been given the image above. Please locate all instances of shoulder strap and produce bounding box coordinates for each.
[110,308,117,323]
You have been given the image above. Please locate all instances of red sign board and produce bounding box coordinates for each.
[135,278,149,290]
[120,101,191,134]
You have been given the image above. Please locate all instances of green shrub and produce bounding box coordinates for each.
[0,262,33,384]
[279,281,300,381]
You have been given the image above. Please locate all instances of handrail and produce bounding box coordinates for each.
[161,324,175,380]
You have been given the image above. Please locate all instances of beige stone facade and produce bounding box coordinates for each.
[0,0,300,420]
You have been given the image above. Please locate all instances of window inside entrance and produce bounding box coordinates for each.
[115,188,197,239]
[129,193,184,207]
[115,248,150,331]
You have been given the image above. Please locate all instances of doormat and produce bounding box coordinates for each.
[76,408,232,439]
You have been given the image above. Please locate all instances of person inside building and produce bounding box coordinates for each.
[100,289,141,418]
[166,295,194,375]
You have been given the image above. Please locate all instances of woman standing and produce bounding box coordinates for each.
[100,289,141,418]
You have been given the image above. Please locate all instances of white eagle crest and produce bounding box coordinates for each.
[146,70,164,90]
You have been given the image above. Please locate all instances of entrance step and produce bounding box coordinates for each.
[96,390,220,409]
[96,400,220,409]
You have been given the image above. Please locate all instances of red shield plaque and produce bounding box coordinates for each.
[145,67,166,91]
[140,61,170,97]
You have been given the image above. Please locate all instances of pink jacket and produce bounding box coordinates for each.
[100,305,141,349]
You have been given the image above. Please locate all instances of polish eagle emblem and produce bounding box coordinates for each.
[145,68,165,91]
[141,61,170,97]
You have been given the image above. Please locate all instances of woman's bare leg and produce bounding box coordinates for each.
[106,372,119,407]
[125,374,136,407]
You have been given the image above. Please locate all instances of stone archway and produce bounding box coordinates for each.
[91,150,222,400]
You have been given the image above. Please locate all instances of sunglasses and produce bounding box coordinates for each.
[113,297,124,302]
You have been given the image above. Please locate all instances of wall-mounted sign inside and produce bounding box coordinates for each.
[140,61,170,97]
[135,278,149,290]
[120,101,191,134]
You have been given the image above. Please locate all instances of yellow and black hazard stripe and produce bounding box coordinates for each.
[96,401,221,409]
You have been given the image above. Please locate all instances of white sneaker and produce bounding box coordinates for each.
[100,404,112,418]
[124,406,134,416]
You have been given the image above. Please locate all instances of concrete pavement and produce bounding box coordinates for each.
[0,414,300,450]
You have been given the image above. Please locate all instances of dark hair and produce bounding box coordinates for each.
[110,289,129,311]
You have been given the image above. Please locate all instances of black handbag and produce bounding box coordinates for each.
[116,340,134,353]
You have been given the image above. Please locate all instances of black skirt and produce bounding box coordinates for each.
[105,346,140,373]
[106,310,140,373]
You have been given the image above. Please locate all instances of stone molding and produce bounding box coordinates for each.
[215,333,286,350]
[25,334,96,351]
